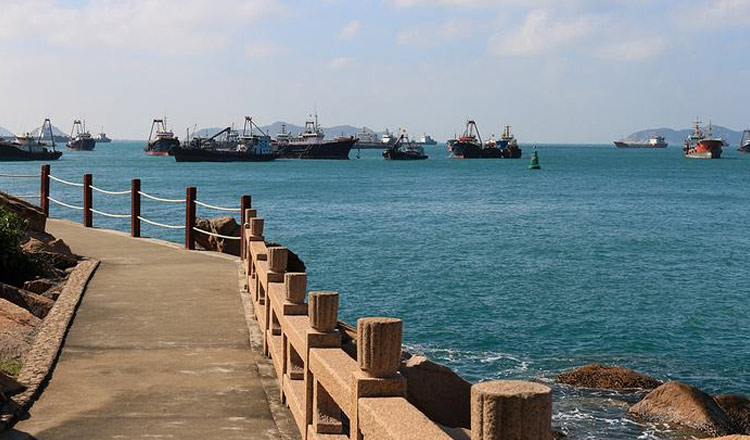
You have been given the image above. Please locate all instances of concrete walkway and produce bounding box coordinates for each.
[2,220,283,439]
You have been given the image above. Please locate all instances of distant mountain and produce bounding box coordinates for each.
[625,125,744,147]
[0,125,13,139]
[191,121,382,139]
[30,124,70,142]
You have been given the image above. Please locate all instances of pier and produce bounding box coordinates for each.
[1,166,554,440]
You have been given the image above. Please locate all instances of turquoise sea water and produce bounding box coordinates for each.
[2,142,749,439]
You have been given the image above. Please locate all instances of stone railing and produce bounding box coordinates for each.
[242,208,555,440]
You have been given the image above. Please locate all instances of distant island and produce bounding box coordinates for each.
[624,125,745,146]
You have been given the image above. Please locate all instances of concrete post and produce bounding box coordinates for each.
[284,273,306,304]
[250,217,264,239]
[83,173,92,227]
[185,187,196,250]
[268,246,288,273]
[40,164,50,217]
[357,317,402,378]
[470,380,552,440]
[308,291,339,332]
[131,178,140,237]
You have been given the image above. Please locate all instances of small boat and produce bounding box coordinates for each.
[738,129,750,153]
[415,133,437,146]
[683,119,723,159]
[273,113,357,159]
[383,131,428,160]
[499,125,523,158]
[0,118,62,161]
[97,128,112,143]
[144,118,180,156]
[614,134,668,149]
[66,120,96,151]
[356,128,386,149]
[172,117,276,162]
[528,148,540,170]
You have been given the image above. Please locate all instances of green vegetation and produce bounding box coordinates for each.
[0,208,41,286]
[0,360,22,378]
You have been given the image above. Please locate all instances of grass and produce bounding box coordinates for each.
[0,360,23,378]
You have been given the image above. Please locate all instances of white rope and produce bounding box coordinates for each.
[193,227,241,240]
[194,200,241,212]
[137,215,185,229]
[0,173,38,178]
[91,185,130,196]
[49,175,84,187]
[15,195,40,199]
[48,197,84,210]
[91,208,130,219]
[138,191,185,203]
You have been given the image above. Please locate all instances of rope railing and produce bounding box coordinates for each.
[138,191,186,203]
[194,200,241,212]
[91,185,130,196]
[91,208,130,219]
[48,197,84,211]
[49,175,84,187]
[0,173,39,178]
[193,227,241,240]
[14,195,40,199]
[137,215,185,229]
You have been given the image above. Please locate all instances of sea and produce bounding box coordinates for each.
[1,142,749,439]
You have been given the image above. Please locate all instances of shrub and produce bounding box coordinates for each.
[0,208,41,286]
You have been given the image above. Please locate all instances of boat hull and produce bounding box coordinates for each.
[614,141,667,148]
[738,143,750,153]
[66,138,96,151]
[145,138,180,156]
[0,143,62,161]
[274,138,355,160]
[684,139,723,159]
[172,147,276,162]
[451,142,522,159]
[383,149,428,160]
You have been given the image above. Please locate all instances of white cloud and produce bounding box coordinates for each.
[597,38,668,62]
[397,20,472,46]
[338,20,362,40]
[329,57,353,69]
[244,41,284,59]
[489,9,603,56]
[0,0,286,55]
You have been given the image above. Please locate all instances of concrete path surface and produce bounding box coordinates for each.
[2,220,283,439]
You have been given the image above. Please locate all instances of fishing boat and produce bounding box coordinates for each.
[356,128,385,149]
[273,113,356,159]
[97,128,112,143]
[144,118,180,156]
[683,119,723,159]
[499,125,522,158]
[614,134,668,149]
[738,129,750,153]
[415,133,437,146]
[66,120,96,151]
[383,131,428,160]
[172,117,276,162]
[451,120,520,159]
[0,118,62,161]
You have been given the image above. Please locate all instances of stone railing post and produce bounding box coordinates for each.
[40,164,50,217]
[131,178,141,238]
[305,291,342,438]
[470,380,552,440]
[83,173,92,227]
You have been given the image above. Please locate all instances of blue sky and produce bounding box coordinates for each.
[1,0,749,142]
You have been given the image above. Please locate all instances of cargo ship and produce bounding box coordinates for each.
[273,113,356,159]
[383,132,428,160]
[738,129,750,153]
[614,134,668,149]
[173,117,276,162]
[356,129,385,149]
[0,118,62,161]
[66,120,96,151]
[144,118,180,156]
[683,119,723,159]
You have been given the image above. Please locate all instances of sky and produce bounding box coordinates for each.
[1,0,749,143]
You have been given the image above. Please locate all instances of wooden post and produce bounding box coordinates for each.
[40,164,50,217]
[83,173,92,227]
[185,186,196,250]
[131,178,141,237]
[240,195,251,259]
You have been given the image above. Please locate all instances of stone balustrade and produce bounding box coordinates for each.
[242,210,553,440]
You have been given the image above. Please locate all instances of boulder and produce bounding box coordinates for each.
[399,353,472,429]
[0,371,27,396]
[0,191,45,232]
[716,395,750,435]
[22,278,56,295]
[22,237,73,256]
[0,298,41,366]
[195,217,241,256]
[629,381,736,436]
[0,282,54,319]
[557,364,662,391]
[710,436,750,440]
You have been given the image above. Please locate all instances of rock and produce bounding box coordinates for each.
[22,278,56,295]
[267,242,306,272]
[0,298,41,366]
[557,364,662,391]
[0,371,27,396]
[716,395,750,435]
[710,436,750,440]
[0,191,45,232]
[0,282,54,319]
[629,381,736,436]
[399,353,472,429]
[439,426,470,440]
[195,217,241,256]
[22,237,73,256]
